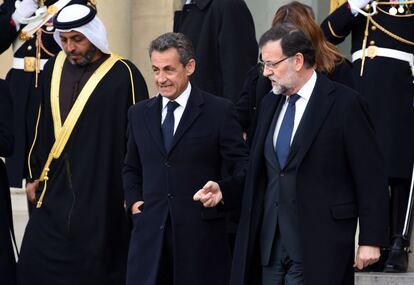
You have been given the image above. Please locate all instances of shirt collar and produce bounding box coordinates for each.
[162,82,192,110]
[296,70,317,101]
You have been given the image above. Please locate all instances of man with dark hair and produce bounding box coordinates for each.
[230,23,389,285]
[18,4,148,285]
[123,32,248,285]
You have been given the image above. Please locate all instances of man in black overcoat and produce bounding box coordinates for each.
[123,32,248,285]
[321,0,414,271]
[230,24,389,285]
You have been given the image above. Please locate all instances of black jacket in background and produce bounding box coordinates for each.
[0,79,16,285]
[174,0,258,103]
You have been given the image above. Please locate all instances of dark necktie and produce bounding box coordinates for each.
[162,101,180,152]
[275,94,300,168]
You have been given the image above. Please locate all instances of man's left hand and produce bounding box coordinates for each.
[354,245,381,270]
[193,181,223,208]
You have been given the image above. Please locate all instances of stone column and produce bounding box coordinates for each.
[129,0,182,96]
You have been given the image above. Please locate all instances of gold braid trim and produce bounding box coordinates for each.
[328,21,346,38]
[28,106,42,179]
[119,59,136,104]
[368,16,414,45]
[36,52,121,208]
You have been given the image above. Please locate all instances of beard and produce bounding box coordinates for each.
[68,45,98,67]
[268,64,297,95]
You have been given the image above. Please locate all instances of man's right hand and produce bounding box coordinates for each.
[26,180,39,205]
[131,200,144,215]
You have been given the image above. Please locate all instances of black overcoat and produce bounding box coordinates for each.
[123,87,248,285]
[0,79,16,285]
[174,0,258,103]
[230,74,389,285]
[321,3,414,178]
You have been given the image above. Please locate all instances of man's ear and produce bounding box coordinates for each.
[186,59,196,76]
[293,53,305,71]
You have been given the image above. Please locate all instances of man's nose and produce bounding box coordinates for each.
[156,72,167,83]
[262,66,272,77]
[66,41,75,52]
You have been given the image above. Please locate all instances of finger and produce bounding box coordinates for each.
[354,258,363,270]
[193,190,203,201]
[203,198,215,208]
[202,181,216,193]
[202,181,213,192]
[199,192,212,204]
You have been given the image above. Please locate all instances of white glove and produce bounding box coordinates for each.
[348,0,372,15]
[12,0,39,25]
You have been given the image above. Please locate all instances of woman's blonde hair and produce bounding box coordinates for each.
[272,1,344,74]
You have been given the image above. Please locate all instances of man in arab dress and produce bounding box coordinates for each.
[17,4,149,285]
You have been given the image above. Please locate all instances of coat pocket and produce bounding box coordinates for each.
[330,203,358,220]
[201,206,225,220]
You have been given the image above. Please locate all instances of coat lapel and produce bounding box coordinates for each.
[285,74,337,167]
[144,95,166,156]
[253,92,283,163]
[168,88,204,153]
[263,95,284,169]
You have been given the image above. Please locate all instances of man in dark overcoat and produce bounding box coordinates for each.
[173,0,258,103]
[230,24,389,285]
[0,79,17,285]
[321,0,414,271]
[123,32,248,285]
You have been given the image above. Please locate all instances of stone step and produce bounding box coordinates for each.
[356,272,414,285]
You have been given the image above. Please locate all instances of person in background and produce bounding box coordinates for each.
[322,0,414,272]
[174,0,258,103]
[0,79,16,285]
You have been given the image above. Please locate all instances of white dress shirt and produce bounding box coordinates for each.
[161,83,192,134]
[273,71,317,147]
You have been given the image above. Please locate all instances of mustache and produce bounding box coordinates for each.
[69,51,81,56]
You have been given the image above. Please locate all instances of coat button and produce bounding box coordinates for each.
[164,161,171,167]
[167,193,174,199]
[280,172,285,177]
[160,225,164,230]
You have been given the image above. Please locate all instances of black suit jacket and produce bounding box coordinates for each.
[123,86,248,285]
[230,73,389,285]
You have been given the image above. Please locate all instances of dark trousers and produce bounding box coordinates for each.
[156,216,174,285]
[262,235,304,285]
